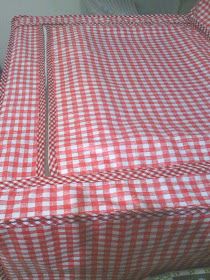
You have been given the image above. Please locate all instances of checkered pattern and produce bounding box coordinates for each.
[12,14,189,28]
[0,24,46,181]
[0,174,210,279]
[1,174,210,222]
[0,0,209,279]
[0,160,209,190]
[47,11,210,178]
[0,211,210,279]
[190,0,210,33]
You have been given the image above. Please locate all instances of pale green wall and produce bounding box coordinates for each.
[135,0,197,14]
[135,0,179,14]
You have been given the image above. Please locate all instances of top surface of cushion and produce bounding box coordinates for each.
[44,14,210,177]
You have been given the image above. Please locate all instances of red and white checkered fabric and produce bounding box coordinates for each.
[0,0,210,279]
[190,0,210,32]
[47,8,210,179]
[0,210,210,279]
[1,174,210,222]
[0,23,46,182]
[0,174,210,279]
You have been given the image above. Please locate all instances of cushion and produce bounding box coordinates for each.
[46,14,210,180]
[0,21,46,183]
[190,0,210,31]
[0,1,209,278]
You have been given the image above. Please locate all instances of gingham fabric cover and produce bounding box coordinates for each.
[0,0,210,279]
[47,8,210,180]
[0,24,46,182]
[191,0,210,33]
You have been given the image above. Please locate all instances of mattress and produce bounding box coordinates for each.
[0,0,209,279]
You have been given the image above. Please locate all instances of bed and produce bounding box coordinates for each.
[0,0,209,279]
